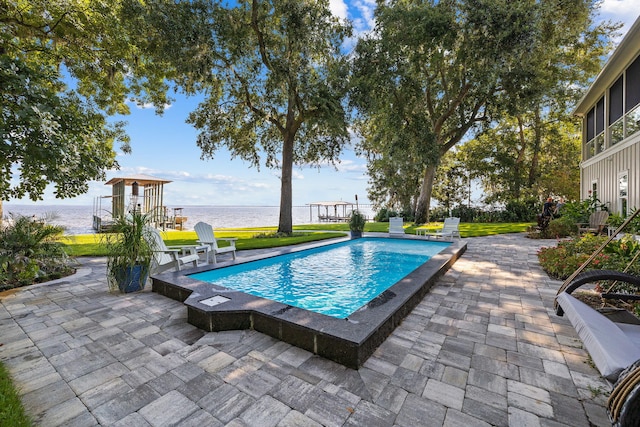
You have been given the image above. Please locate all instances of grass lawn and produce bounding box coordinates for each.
[0,362,31,427]
[59,222,533,257]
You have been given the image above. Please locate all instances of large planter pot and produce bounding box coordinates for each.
[350,231,363,239]
[116,265,148,293]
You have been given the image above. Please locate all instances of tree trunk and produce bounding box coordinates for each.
[0,200,3,225]
[528,109,542,188]
[513,115,528,199]
[414,164,438,224]
[278,133,294,234]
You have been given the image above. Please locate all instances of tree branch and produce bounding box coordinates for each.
[251,0,272,71]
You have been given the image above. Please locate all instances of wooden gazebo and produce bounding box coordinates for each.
[93,174,172,231]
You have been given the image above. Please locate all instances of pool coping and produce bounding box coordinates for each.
[151,235,467,369]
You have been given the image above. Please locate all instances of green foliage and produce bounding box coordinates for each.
[374,208,399,223]
[561,193,609,223]
[429,200,539,223]
[348,211,366,232]
[529,215,577,239]
[607,212,625,232]
[602,235,640,269]
[254,232,293,239]
[545,216,577,238]
[607,208,640,235]
[432,152,470,212]
[538,234,640,280]
[459,1,616,205]
[461,115,583,204]
[159,0,352,234]
[0,214,73,290]
[0,361,31,427]
[503,199,541,222]
[103,212,155,292]
[1,1,173,205]
[351,0,613,224]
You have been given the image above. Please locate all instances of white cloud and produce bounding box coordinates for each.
[329,0,348,20]
[598,1,640,38]
[335,159,367,173]
[353,0,377,31]
[127,99,172,110]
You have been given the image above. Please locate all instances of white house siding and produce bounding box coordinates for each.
[581,132,640,214]
[575,16,640,216]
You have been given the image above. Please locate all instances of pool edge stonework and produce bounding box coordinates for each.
[151,236,467,369]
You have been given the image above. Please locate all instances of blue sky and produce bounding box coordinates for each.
[8,1,640,207]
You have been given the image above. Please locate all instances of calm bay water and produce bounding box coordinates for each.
[3,204,375,235]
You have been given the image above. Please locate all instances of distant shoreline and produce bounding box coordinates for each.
[3,204,376,235]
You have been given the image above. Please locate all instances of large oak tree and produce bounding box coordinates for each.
[1,0,173,219]
[351,0,615,223]
[160,0,352,234]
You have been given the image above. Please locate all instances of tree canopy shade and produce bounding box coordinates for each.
[0,0,173,218]
[460,113,583,204]
[351,0,616,224]
[160,0,352,234]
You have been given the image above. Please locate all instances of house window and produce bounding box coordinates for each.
[610,76,624,124]
[626,55,640,113]
[585,100,606,158]
[626,56,640,138]
[595,97,605,153]
[610,77,624,145]
[591,180,598,200]
[627,104,640,137]
[618,172,628,217]
[586,107,595,140]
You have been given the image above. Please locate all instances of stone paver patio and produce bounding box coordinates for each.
[0,233,611,426]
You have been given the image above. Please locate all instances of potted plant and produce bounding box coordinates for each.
[104,211,155,293]
[349,210,366,238]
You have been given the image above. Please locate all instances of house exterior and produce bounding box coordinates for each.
[574,17,640,217]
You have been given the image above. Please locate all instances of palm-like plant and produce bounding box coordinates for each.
[349,210,366,236]
[103,211,156,292]
[0,213,71,288]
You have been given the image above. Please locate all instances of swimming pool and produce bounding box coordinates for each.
[189,238,450,319]
[152,235,467,368]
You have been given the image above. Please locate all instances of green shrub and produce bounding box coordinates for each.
[608,212,625,233]
[0,214,74,290]
[546,216,577,238]
[453,205,485,222]
[503,198,540,222]
[561,193,608,224]
[374,208,398,222]
[609,208,640,234]
[538,234,640,280]
[348,210,366,232]
[254,231,292,238]
[537,245,592,279]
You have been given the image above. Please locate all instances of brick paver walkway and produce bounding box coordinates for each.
[0,234,611,426]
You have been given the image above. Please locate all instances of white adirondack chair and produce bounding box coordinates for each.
[146,227,206,274]
[194,221,238,263]
[421,217,461,241]
[388,217,405,236]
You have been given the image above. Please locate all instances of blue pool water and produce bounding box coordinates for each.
[189,238,450,319]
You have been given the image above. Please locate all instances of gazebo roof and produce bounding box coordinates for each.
[307,201,354,206]
[104,174,172,186]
